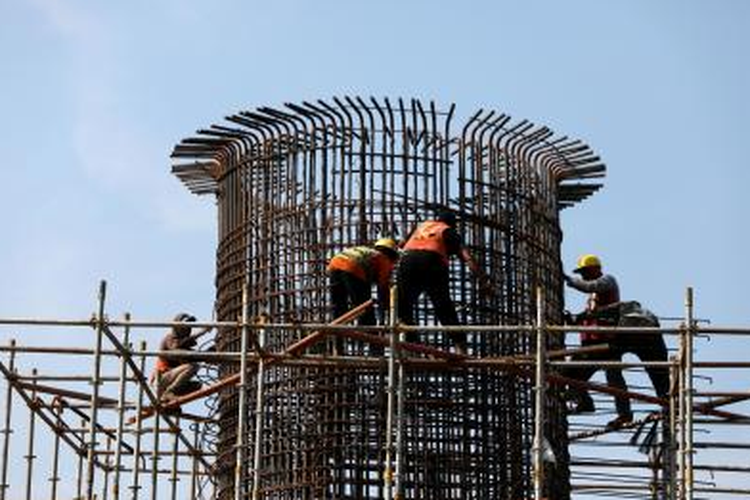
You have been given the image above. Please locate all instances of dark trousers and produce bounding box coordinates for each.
[612,334,670,398]
[566,338,632,417]
[329,270,376,354]
[330,270,375,325]
[566,334,669,415]
[396,250,464,346]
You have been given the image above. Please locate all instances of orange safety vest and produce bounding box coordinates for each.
[327,246,378,282]
[155,356,171,373]
[403,220,450,263]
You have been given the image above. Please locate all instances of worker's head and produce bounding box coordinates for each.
[374,237,399,260]
[573,254,602,279]
[436,210,457,227]
[173,312,196,337]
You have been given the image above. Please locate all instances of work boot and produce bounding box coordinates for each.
[605,414,633,430]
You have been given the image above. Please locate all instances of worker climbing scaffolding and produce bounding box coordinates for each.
[396,211,491,356]
[563,254,634,428]
[564,254,670,429]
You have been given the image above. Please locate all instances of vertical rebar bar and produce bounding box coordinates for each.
[87,280,108,499]
[235,286,249,500]
[251,316,266,500]
[533,287,546,500]
[0,339,16,500]
[23,368,37,500]
[684,287,694,500]
[113,313,131,500]
[131,341,147,500]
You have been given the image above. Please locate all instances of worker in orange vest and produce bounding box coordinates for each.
[397,211,488,356]
[563,254,632,429]
[151,313,205,405]
[327,238,400,354]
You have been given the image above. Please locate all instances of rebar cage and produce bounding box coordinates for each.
[172,96,605,499]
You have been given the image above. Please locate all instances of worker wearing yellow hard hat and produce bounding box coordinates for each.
[563,253,632,429]
[563,253,670,431]
[327,237,400,355]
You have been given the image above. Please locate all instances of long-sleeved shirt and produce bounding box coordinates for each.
[567,273,620,309]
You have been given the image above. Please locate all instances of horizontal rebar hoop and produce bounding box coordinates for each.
[173,97,605,499]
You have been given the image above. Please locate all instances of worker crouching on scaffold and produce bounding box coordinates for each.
[327,238,400,355]
[151,313,205,406]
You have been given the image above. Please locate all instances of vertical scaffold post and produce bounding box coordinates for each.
[151,410,161,500]
[236,285,250,500]
[87,280,107,500]
[77,419,85,499]
[190,424,199,499]
[170,418,180,500]
[131,341,147,500]
[667,352,679,500]
[0,339,16,500]
[394,286,406,500]
[384,284,399,499]
[102,436,113,500]
[50,400,62,500]
[679,327,688,500]
[113,313,131,500]
[533,287,546,500]
[684,287,695,500]
[251,311,267,500]
[23,368,38,500]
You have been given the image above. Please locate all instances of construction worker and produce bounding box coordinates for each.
[151,313,204,405]
[327,238,400,354]
[397,211,488,356]
[563,254,633,428]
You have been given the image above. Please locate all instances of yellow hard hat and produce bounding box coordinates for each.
[374,238,399,256]
[574,254,601,273]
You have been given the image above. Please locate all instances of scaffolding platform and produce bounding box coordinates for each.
[0,283,749,499]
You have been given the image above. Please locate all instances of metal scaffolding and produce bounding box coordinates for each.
[0,284,749,499]
[1,97,747,499]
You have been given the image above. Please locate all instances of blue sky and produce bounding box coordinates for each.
[1,0,749,496]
